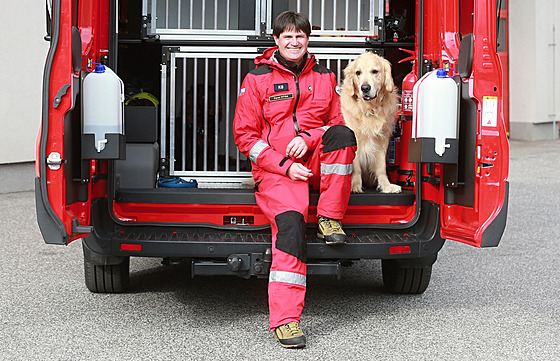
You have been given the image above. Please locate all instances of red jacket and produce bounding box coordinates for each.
[234,46,344,178]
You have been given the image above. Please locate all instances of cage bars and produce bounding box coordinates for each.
[162,47,366,185]
[145,0,381,41]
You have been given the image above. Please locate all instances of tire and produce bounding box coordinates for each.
[84,257,130,293]
[382,258,433,294]
[83,241,130,293]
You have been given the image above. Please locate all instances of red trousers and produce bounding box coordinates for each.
[254,125,356,329]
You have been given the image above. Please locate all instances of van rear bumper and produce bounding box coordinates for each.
[84,198,445,263]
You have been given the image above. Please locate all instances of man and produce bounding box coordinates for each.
[233,11,356,348]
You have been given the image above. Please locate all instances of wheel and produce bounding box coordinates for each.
[83,241,130,293]
[382,258,434,294]
[84,257,130,293]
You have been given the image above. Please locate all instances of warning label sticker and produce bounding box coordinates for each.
[482,96,498,127]
[402,90,414,112]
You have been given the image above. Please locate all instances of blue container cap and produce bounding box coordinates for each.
[94,64,106,73]
[436,69,448,78]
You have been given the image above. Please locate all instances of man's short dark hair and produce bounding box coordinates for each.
[272,11,311,38]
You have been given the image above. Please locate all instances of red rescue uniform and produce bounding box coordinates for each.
[234,46,356,329]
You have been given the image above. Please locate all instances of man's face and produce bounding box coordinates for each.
[274,28,309,65]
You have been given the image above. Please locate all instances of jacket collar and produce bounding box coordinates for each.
[255,46,315,75]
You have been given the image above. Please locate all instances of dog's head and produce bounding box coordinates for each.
[343,52,394,102]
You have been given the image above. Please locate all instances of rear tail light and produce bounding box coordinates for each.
[121,243,142,252]
[389,245,411,254]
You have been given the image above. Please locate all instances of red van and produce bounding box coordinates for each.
[36,0,509,294]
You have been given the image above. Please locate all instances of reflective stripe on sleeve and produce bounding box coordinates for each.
[250,140,269,164]
[269,270,307,287]
[320,163,353,176]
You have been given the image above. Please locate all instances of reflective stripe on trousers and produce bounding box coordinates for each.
[269,270,307,287]
[320,163,353,176]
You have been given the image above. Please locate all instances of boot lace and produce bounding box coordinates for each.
[284,322,302,336]
[320,217,342,233]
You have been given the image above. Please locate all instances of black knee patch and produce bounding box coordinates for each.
[274,211,307,263]
[322,124,357,153]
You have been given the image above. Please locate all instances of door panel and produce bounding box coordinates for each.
[440,0,509,247]
[36,0,91,245]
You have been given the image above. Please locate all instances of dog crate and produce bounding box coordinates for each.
[145,0,398,187]
[143,0,385,42]
[160,46,370,187]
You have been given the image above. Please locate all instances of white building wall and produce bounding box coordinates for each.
[0,1,48,192]
[0,1,48,164]
[509,0,560,140]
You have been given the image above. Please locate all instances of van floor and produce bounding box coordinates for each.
[115,187,415,206]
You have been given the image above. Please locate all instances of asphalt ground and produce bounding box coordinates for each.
[1,140,559,360]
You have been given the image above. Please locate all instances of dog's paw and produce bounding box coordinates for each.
[351,185,364,193]
[351,173,363,193]
[378,183,402,194]
[351,179,364,193]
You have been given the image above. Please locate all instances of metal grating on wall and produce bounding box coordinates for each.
[160,47,367,186]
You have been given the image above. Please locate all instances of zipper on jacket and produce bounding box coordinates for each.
[289,59,312,135]
[292,75,300,134]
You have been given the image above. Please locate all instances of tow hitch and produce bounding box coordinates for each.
[191,248,342,279]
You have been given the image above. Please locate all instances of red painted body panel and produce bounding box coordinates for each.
[42,0,83,243]
[112,202,416,226]
[38,0,113,243]
[439,0,510,246]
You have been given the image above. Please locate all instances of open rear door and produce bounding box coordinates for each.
[36,0,91,245]
[440,0,509,247]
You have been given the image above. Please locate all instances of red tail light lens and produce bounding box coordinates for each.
[121,243,142,252]
[389,245,411,254]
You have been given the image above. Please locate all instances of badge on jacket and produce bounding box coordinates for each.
[269,93,294,102]
[274,83,289,92]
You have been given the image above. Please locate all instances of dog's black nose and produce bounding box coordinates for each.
[361,84,371,93]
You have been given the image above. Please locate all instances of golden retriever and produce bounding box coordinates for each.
[340,52,402,194]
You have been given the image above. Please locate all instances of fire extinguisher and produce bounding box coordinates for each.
[397,70,417,189]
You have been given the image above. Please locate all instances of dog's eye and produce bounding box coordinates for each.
[355,70,361,76]
[372,69,379,74]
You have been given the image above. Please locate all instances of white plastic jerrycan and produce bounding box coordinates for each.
[83,64,124,152]
[412,69,458,156]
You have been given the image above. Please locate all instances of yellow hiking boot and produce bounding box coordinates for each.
[317,216,348,245]
[274,322,306,348]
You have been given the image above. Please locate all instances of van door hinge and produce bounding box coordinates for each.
[47,152,65,170]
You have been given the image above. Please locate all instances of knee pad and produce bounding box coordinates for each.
[322,124,357,153]
[274,211,307,263]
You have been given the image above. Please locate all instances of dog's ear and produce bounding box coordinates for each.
[343,59,358,96]
[382,58,394,93]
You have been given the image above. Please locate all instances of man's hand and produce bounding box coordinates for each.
[286,136,308,159]
[287,163,313,181]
